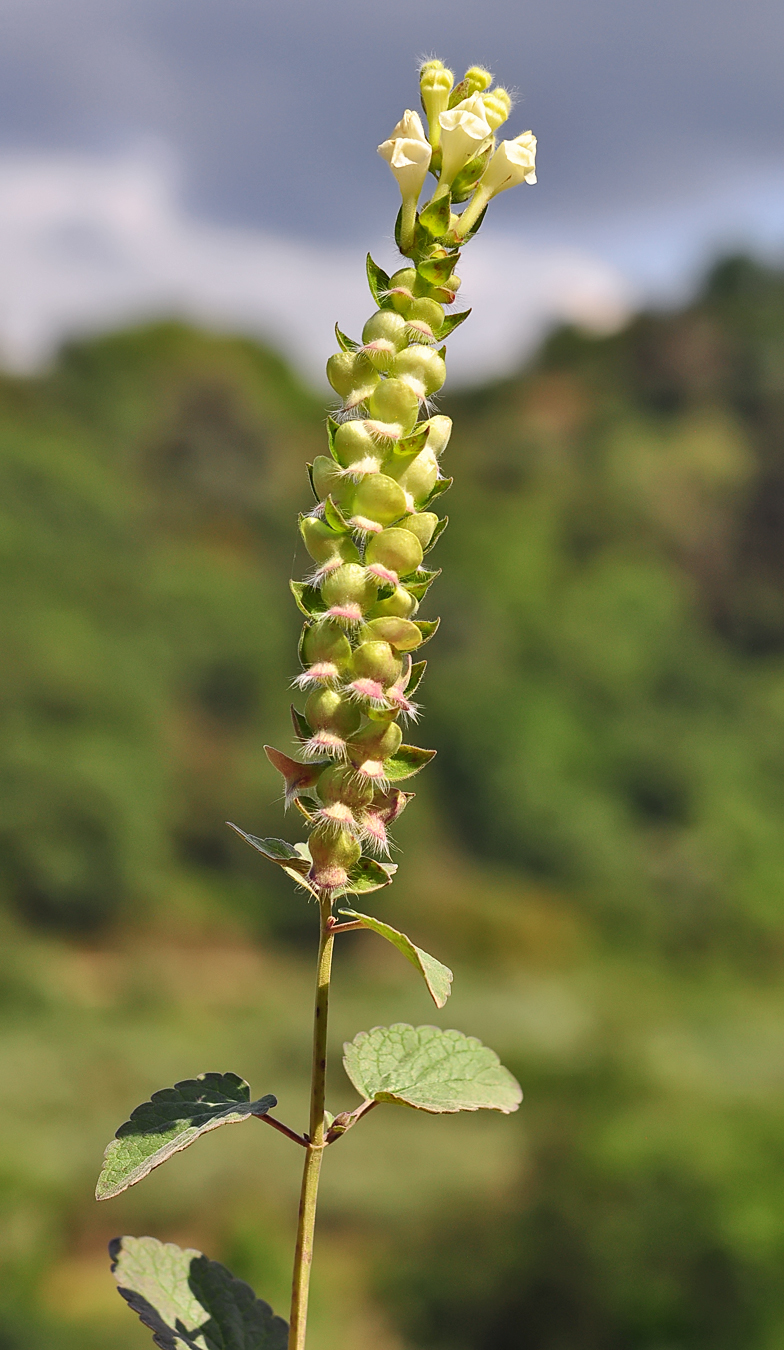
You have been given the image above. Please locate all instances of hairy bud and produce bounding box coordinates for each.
[326,350,379,407]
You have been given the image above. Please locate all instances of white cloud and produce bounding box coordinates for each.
[0,149,632,386]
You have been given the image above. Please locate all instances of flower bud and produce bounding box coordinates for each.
[350,473,408,530]
[482,87,512,131]
[326,351,380,408]
[449,66,493,105]
[406,297,444,342]
[333,421,384,476]
[367,378,420,434]
[438,93,492,186]
[312,455,353,507]
[300,515,360,568]
[303,687,362,759]
[388,268,417,315]
[400,511,438,549]
[363,616,423,651]
[361,310,409,370]
[347,718,403,780]
[423,414,453,457]
[298,620,352,686]
[347,641,403,706]
[318,765,375,807]
[368,586,419,620]
[321,563,378,624]
[366,527,423,585]
[392,346,447,400]
[479,132,537,195]
[308,823,362,892]
[420,60,454,149]
[378,110,432,202]
[389,448,439,508]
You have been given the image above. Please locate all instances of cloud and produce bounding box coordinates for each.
[0,149,631,386]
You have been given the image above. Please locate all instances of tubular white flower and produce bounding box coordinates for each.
[478,132,537,196]
[377,110,432,201]
[438,93,492,186]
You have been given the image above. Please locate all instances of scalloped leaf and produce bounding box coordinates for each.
[414,618,440,646]
[420,477,453,509]
[406,660,427,695]
[343,1024,522,1114]
[384,744,436,781]
[423,515,448,554]
[110,1234,288,1350]
[345,856,397,895]
[339,910,453,1008]
[419,193,452,239]
[289,580,326,618]
[334,323,359,353]
[438,309,472,340]
[366,253,392,308]
[97,1075,276,1201]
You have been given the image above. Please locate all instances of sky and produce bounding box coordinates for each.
[0,0,781,384]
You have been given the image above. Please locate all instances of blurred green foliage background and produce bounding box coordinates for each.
[2,255,784,1349]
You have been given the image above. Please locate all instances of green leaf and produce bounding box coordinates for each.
[305,463,318,502]
[326,416,340,461]
[414,618,440,646]
[110,1234,288,1350]
[227,825,311,873]
[417,253,460,286]
[420,477,453,509]
[384,744,436,781]
[290,705,311,742]
[289,580,326,618]
[339,910,453,1008]
[334,323,359,353]
[437,309,472,340]
[343,1024,522,1114]
[366,253,392,308]
[345,856,397,895]
[459,204,487,243]
[423,515,448,554]
[97,1075,276,1201]
[406,660,427,695]
[324,496,350,533]
[393,424,431,458]
[419,193,452,239]
[406,569,441,601]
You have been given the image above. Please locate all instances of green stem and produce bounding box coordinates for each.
[288,895,334,1350]
[454,184,490,239]
[399,195,418,255]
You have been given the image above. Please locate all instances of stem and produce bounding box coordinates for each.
[399,195,417,254]
[288,895,334,1350]
[454,184,490,239]
[257,1113,309,1148]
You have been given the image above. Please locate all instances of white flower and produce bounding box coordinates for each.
[377,110,432,200]
[438,93,492,185]
[479,132,537,196]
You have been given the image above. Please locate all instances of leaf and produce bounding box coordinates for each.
[324,495,350,533]
[110,1234,288,1350]
[227,824,311,873]
[437,309,472,340]
[339,910,453,1008]
[417,252,460,286]
[414,618,441,646]
[345,856,397,895]
[334,323,359,353]
[289,580,326,618]
[97,1075,277,1201]
[343,1024,522,1115]
[423,515,448,554]
[305,463,318,501]
[406,660,427,695]
[393,424,431,458]
[290,705,311,742]
[420,477,453,509]
[419,193,452,239]
[366,253,392,307]
[384,744,436,781]
[406,569,441,601]
[459,204,487,243]
[326,417,340,461]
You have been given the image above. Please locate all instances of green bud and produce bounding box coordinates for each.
[448,66,493,107]
[304,687,362,738]
[299,620,353,684]
[321,563,378,624]
[366,527,424,583]
[347,718,403,777]
[419,414,453,456]
[312,455,353,507]
[351,640,403,687]
[308,824,362,892]
[361,311,408,370]
[392,346,447,399]
[368,586,419,619]
[317,765,374,808]
[420,60,454,150]
[482,86,512,131]
[400,511,438,549]
[333,421,384,474]
[406,297,445,342]
[388,268,417,315]
[389,448,439,506]
[362,615,423,651]
[350,473,408,529]
[300,515,360,567]
[367,378,420,434]
[326,351,379,408]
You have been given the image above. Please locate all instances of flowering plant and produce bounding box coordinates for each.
[98,57,536,1350]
